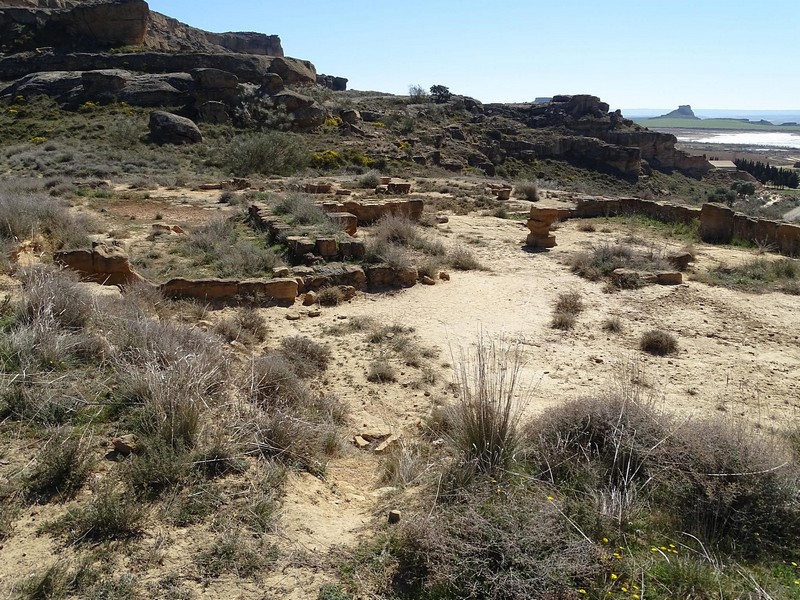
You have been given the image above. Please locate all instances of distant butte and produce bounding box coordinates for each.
[658,105,699,119]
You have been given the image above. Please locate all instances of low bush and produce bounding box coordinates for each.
[639,329,677,355]
[223,131,309,177]
[0,182,95,251]
[195,528,278,579]
[602,315,623,332]
[271,192,328,225]
[693,257,799,293]
[121,439,191,499]
[182,218,282,278]
[247,353,310,410]
[46,480,146,544]
[550,290,584,330]
[367,484,599,599]
[357,169,382,188]
[18,265,94,329]
[571,242,670,286]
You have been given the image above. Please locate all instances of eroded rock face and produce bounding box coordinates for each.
[0,0,149,53]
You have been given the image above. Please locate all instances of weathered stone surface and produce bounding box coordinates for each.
[111,433,139,456]
[0,51,313,86]
[196,100,229,124]
[656,271,683,285]
[316,73,347,91]
[54,242,144,285]
[699,203,735,243]
[160,277,298,303]
[326,212,357,236]
[365,265,418,288]
[667,252,693,271]
[148,110,202,144]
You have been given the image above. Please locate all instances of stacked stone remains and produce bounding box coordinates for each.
[525,206,570,248]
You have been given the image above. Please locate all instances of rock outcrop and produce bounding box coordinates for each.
[0,0,149,53]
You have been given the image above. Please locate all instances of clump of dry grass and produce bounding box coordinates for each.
[601,315,623,333]
[514,180,540,202]
[317,286,345,306]
[550,290,584,330]
[447,244,485,271]
[367,357,397,383]
[639,329,677,355]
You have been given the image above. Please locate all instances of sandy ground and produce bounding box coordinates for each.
[2,185,799,598]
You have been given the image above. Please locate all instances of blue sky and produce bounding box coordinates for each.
[147,0,799,110]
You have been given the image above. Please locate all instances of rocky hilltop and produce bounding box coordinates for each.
[478,95,710,178]
[0,0,347,129]
[0,1,708,178]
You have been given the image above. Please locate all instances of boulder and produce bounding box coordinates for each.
[260,72,284,94]
[196,100,229,124]
[271,90,325,130]
[148,110,203,144]
[666,252,693,271]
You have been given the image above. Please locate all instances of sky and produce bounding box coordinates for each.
[146,0,800,111]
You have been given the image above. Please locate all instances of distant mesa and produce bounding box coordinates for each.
[658,105,699,119]
[533,97,552,104]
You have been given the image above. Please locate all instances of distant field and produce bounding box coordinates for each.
[633,117,800,131]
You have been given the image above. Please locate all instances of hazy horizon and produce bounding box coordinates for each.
[145,0,800,111]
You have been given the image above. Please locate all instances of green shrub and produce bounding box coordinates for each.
[357,169,381,188]
[224,131,309,176]
[373,484,599,599]
[18,265,94,329]
[0,182,95,250]
[24,429,95,503]
[602,316,623,332]
[195,528,277,579]
[46,481,146,544]
[121,439,191,499]
[694,257,799,293]
[271,192,328,225]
